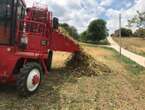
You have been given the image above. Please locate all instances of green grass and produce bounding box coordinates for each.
[101,47,145,75]
[137,52,145,58]
[79,39,110,46]
[80,43,110,49]
[119,54,144,75]
[80,42,99,48]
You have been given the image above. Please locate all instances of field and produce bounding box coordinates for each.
[113,37,145,56]
[0,44,145,110]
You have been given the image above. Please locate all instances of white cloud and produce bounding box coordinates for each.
[105,9,120,34]
[100,0,113,7]
[125,2,132,8]
[25,0,104,33]
[25,0,145,34]
[106,0,145,34]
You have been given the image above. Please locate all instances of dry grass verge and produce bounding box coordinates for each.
[113,37,145,57]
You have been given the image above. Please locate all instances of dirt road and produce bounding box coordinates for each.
[108,37,145,67]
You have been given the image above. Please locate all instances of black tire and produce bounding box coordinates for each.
[45,51,53,71]
[16,62,42,97]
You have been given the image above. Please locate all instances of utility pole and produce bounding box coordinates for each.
[119,13,122,56]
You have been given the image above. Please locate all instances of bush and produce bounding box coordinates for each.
[60,23,79,40]
[80,19,108,42]
[88,19,108,41]
[134,28,145,38]
[80,31,89,42]
[114,28,132,37]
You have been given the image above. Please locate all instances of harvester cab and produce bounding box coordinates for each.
[0,0,80,96]
[0,0,25,45]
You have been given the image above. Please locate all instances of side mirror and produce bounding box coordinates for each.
[53,17,59,30]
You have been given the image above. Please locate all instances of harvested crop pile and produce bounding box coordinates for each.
[66,49,111,77]
[59,26,111,76]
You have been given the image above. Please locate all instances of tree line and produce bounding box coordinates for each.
[80,19,108,43]
[113,11,145,38]
[60,19,108,43]
[112,28,145,38]
[60,11,145,42]
[59,23,80,40]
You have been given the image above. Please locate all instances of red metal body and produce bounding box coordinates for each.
[0,1,80,83]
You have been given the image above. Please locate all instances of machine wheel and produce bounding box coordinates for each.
[16,62,42,97]
[46,51,53,71]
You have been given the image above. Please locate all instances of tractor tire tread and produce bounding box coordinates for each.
[16,62,42,97]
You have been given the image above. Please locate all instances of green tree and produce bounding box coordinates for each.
[114,28,132,37]
[80,31,91,42]
[88,19,107,41]
[128,11,145,28]
[69,26,79,40]
[60,23,79,40]
[134,28,145,37]
[80,31,87,42]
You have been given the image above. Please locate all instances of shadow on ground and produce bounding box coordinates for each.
[0,67,81,110]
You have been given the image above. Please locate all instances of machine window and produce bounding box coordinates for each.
[17,1,23,20]
[0,0,12,44]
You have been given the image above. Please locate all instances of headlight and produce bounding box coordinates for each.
[20,35,28,44]
[19,35,28,49]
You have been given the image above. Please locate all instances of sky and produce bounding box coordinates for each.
[25,0,145,34]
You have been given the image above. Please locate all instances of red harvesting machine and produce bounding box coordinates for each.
[0,0,80,96]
